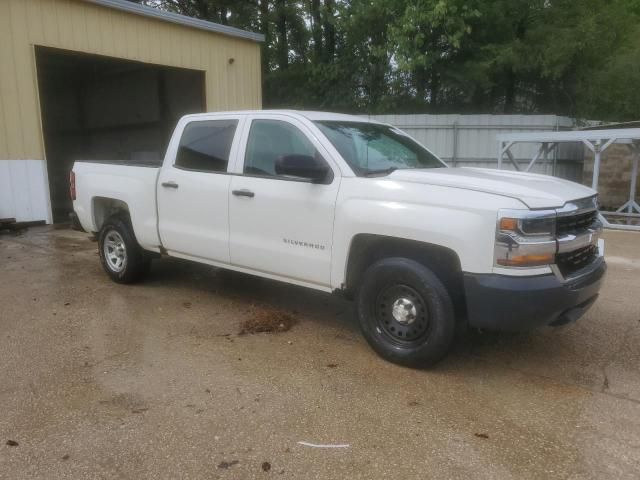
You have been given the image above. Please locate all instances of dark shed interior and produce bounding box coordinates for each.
[35,46,205,222]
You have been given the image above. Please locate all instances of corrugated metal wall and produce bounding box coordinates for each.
[0,160,50,222]
[0,0,262,162]
[367,114,585,181]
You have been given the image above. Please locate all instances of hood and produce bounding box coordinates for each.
[388,167,596,209]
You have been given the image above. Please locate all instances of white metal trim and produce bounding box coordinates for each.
[497,128,640,143]
[616,143,640,215]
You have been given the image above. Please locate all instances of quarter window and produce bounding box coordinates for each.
[175,120,238,172]
[244,119,321,177]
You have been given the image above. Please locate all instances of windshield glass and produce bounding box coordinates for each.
[314,121,445,175]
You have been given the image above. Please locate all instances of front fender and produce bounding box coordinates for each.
[330,179,525,289]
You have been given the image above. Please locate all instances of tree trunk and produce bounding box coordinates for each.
[194,0,208,19]
[504,67,515,113]
[323,0,335,62]
[260,0,270,37]
[259,0,270,72]
[430,68,439,110]
[218,6,228,25]
[275,0,288,70]
[311,0,322,60]
[368,29,388,108]
[414,67,428,106]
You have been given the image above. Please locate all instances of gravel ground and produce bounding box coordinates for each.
[1,226,639,479]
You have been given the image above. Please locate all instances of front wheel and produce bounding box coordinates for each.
[356,257,456,367]
[98,216,150,284]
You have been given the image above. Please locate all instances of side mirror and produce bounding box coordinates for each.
[275,154,331,183]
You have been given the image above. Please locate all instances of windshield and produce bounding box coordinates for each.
[314,121,446,176]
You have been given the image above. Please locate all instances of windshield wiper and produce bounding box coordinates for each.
[363,167,398,177]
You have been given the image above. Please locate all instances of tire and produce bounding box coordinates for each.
[98,215,150,284]
[356,257,456,367]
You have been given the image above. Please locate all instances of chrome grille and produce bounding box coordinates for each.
[556,210,598,236]
[556,244,598,277]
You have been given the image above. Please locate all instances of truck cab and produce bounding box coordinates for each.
[72,110,606,366]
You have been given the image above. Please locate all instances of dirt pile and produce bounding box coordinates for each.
[239,306,298,335]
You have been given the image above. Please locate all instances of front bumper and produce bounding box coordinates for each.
[463,257,606,331]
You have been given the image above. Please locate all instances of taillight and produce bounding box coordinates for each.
[70,171,76,200]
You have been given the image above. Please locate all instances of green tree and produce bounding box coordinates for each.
[128,0,640,120]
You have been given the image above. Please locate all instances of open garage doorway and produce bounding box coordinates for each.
[35,46,206,223]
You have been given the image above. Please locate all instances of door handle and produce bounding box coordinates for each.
[161,181,179,189]
[232,189,255,198]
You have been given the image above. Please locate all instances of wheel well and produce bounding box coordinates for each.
[92,197,130,232]
[344,234,466,315]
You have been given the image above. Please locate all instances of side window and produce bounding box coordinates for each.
[175,119,238,172]
[244,119,320,177]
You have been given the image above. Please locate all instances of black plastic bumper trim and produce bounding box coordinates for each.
[463,260,606,331]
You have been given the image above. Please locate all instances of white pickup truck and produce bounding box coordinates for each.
[72,110,606,366]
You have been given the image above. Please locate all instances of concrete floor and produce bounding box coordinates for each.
[1,227,639,479]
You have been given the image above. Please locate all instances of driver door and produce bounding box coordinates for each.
[228,115,340,288]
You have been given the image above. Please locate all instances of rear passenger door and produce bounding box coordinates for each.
[157,115,243,263]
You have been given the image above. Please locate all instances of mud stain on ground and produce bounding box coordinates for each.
[238,305,298,335]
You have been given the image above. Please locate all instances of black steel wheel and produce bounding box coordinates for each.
[357,257,456,367]
[375,284,431,346]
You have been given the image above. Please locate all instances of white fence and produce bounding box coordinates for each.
[366,114,586,181]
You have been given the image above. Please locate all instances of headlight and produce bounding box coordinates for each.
[495,210,556,268]
[498,215,555,237]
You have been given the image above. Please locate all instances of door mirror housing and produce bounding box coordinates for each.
[275,154,332,183]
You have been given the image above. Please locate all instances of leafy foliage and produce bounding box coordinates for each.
[131,0,640,120]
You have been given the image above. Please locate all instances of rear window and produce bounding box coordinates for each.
[175,120,238,172]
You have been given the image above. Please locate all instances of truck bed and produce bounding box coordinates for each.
[73,161,161,250]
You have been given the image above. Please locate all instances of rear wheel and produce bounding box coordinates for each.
[98,216,150,283]
[356,257,456,367]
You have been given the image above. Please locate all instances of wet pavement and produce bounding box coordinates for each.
[0,226,639,479]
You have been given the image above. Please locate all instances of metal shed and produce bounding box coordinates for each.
[0,0,263,224]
